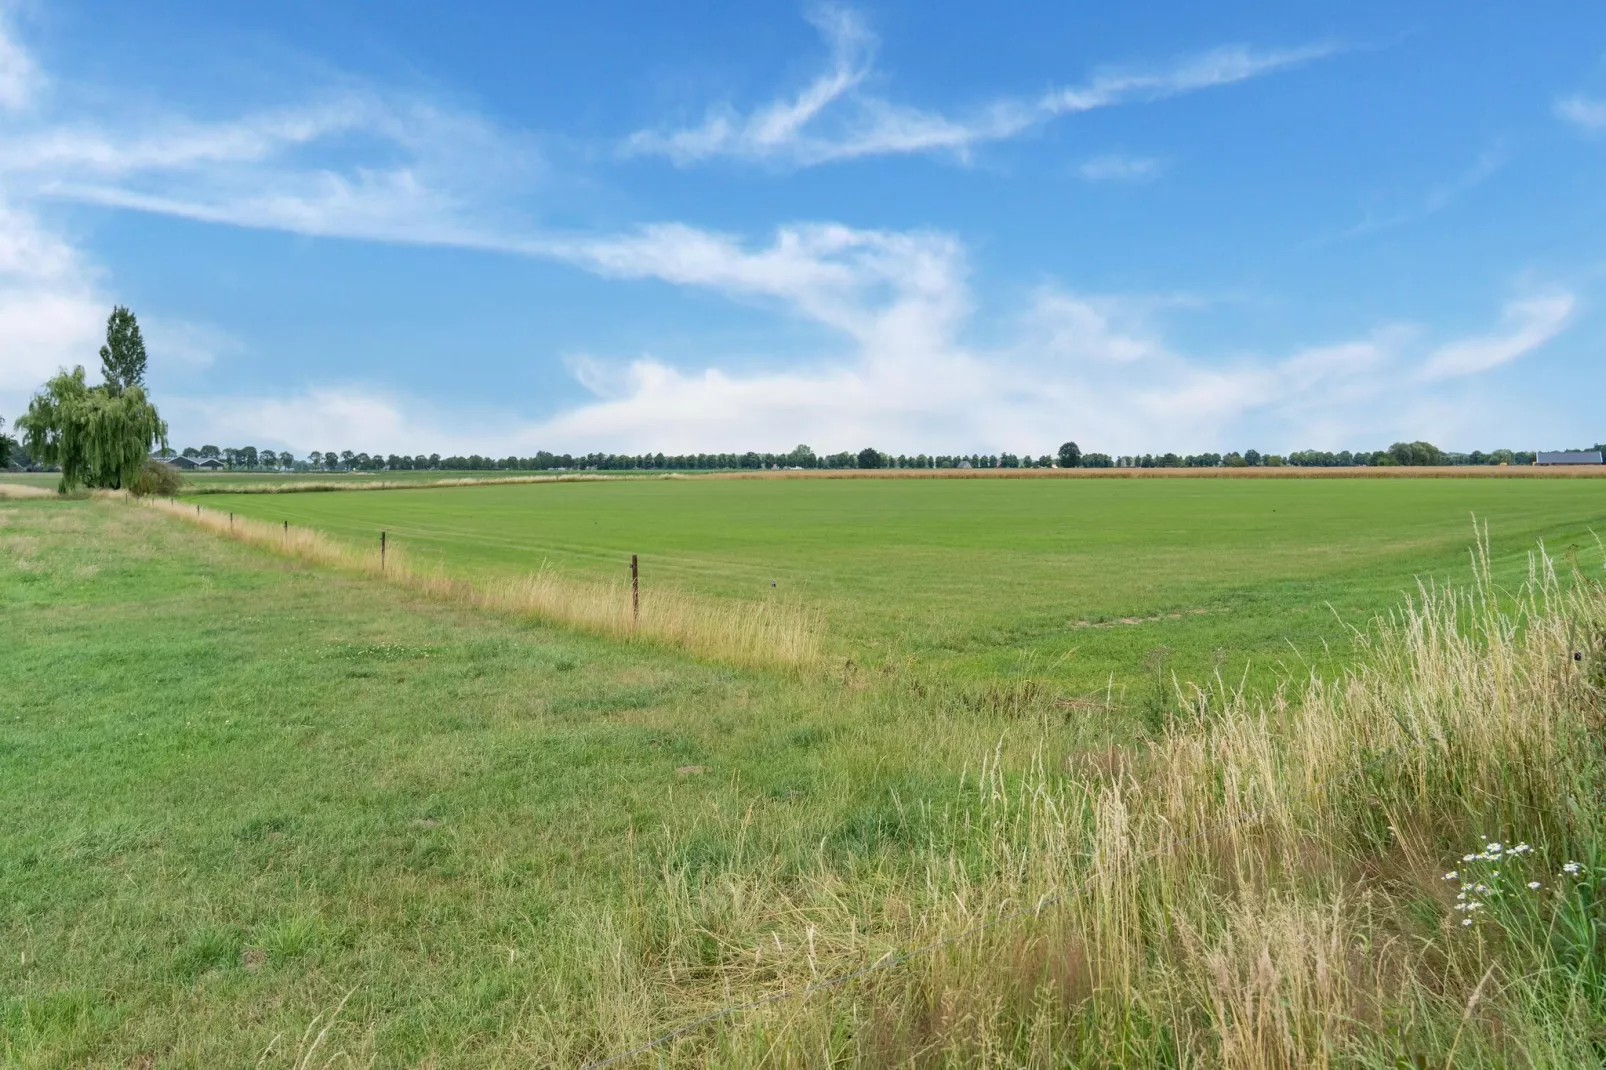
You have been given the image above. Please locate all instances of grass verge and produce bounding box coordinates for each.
[141,496,820,670]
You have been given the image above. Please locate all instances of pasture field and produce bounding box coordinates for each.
[0,499,1012,1065]
[205,475,1606,699]
[4,492,1605,1067]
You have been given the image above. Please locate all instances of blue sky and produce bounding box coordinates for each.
[0,1,1602,456]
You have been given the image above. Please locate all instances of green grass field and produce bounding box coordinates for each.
[3,499,1024,1066]
[6,485,1605,1067]
[204,476,1606,699]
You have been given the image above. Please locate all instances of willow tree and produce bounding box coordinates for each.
[17,366,168,492]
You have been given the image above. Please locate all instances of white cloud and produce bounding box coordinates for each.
[625,8,1335,167]
[1556,94,1606,134]
[140,317,239,372]
[1416,294,1574,382]
[0,197,103,418]
[0,81,540,250]
[143,219,1576,456]
[162,388,472,457]
[0,11,38,112]
[1077,154,1164,183]
[504,225,1574,456]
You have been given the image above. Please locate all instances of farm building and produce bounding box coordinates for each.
[1535,450,1603,465]
[157,455,225,470]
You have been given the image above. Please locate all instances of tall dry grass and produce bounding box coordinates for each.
[0,482,60,499]
[140,497,819,670]
[568,536,1606,1067]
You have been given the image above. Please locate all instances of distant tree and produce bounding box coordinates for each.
[240,446,258,468]
[1057,441,1081,468]
[98,306,148,395]
[340,450,355,469]
[1244,449,1262,467]
[1388,441,1445,467]
[428,453,441,469]
[278,451,294,469]
[857,447,883,469]
[199,444,220,459]
[0,417,13,468]
[16,365,168,492]
[223,448,240,468]
[306,451,322,468]
[181,446,200,458]
[259,449,278,469]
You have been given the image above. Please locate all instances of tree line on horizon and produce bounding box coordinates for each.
[120,439,1564,474]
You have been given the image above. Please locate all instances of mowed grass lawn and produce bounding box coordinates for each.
[1,498,1057,1066]
[207,476,1606,696]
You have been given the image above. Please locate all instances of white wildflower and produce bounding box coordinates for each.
[1528,881,1542,889]
[1444,871,1458,880]
[1462,918,1474,926]
[1562,861,1582,875]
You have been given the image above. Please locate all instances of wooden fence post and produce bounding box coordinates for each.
[381,530,387,572]
[631,554,639,629]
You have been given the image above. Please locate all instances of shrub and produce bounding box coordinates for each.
[129,459,183,497]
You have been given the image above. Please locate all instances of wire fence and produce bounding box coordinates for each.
[580,746,1401,1069]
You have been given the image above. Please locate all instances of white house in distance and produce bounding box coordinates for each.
[1534,450,1603,466]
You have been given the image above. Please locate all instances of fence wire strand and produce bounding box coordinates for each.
[580,746,1400,1069]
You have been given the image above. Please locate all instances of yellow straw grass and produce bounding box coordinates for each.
[0,482,61,499]
[563,532,1606,1065]
[140,496,819,669]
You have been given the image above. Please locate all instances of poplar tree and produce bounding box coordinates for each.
[99,306,149,394]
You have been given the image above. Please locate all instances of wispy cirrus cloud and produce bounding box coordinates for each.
[1322,146,1504,243]
[1415,294,1574,382]
[1077,153,1164,183]
[1555,94,1606,134]
[623,5,1337,168]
